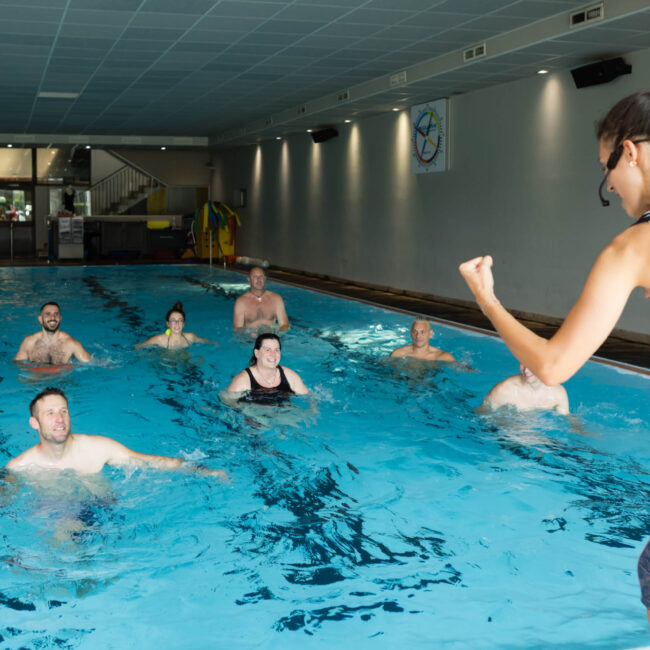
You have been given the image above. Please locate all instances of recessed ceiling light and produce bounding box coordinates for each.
[160,146,166,150]
[344,119,351,123]
[392,108,400,112]
[37,92,80,99]
[7,144,13,148]
[537,69,549,74]
[306,129,312,133]
[276,137,281,140]
[85,145,91,149]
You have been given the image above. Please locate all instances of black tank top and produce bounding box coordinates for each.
[239,366,294,405]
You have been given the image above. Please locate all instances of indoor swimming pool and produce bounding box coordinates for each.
[1,264,650,649]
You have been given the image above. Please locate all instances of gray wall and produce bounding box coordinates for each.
[216,46,650,335]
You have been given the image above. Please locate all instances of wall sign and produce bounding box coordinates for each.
[411,99,447,174]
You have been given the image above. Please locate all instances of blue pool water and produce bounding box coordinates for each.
[1,264,650,649]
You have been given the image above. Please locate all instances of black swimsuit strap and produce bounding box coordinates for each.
[633,211,650,226]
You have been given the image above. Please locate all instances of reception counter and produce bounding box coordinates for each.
[51,214,187,261]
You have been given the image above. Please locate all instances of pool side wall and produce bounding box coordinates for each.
[214,45,650,338]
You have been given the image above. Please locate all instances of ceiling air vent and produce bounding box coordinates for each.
[297,105,306,115]
[570,3,603,28]
[389,71,407,87]
[337,89,350,102]
[463,43,486,63]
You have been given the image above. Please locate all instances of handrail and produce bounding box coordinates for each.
[88,164,129,190]
[90,164,163,215]
[106,150,167,187]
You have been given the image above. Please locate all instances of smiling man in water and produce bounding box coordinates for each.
[6,388,227,478]
[14,302,91,365]
[389,319,456,362]
[233,267,289,332]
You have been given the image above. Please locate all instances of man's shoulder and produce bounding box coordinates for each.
[20,331,41,345]
[234,291,253,305]
[487,375,519,400]
[428,347,454,361]
[390,345,410,358]
[6,444,40,469]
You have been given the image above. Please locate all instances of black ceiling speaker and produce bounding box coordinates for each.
[311,127,338,143]
[570,57,631,89]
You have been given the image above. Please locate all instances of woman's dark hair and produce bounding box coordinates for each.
[597,90,650,146]
[249,333,281,366]
[166,301,185,322]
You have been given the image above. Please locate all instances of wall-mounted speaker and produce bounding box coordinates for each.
[570,57,631,89]
[311,127,338,143]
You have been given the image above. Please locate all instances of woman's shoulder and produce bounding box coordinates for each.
[607,220,650,257]
[228,367,252,392]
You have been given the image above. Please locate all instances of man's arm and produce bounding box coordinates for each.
[438,350,456,362]
[482,378,513,410]
[233,296,246,329]
[13,336,32,362]
[100,436,227,478]
[69,337,91,363]
[389,346,408,359]
[275,296,290,331]
[554,386,570,415]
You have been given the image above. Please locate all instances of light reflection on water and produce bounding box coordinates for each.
[0,265,649,648]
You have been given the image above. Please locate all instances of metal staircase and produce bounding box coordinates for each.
[90,163,162,215]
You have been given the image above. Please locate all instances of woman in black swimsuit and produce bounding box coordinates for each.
[136,301,216,349]
[227,333,308,401]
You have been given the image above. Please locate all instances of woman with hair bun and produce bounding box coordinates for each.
[136,301,216,349]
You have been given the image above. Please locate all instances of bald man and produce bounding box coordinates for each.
[389,319,455,362]
[482,364,569,414]
[233,267,289,332]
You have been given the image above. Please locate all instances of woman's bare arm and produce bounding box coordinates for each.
[459,229,645,385]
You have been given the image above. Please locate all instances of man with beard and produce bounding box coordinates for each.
[233,267,289,332]
[14,302,91,364]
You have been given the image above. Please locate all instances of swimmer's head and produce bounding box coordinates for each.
[38,302,61,332]
[250,332,281,366]
[248,267,266,291]
[166,301,185,323]
[410,319,432,347]
[519,363,535,381]
[40,301,61,314]
[30,386,68,416]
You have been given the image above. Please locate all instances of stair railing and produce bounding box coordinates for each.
[90,165,163,215]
